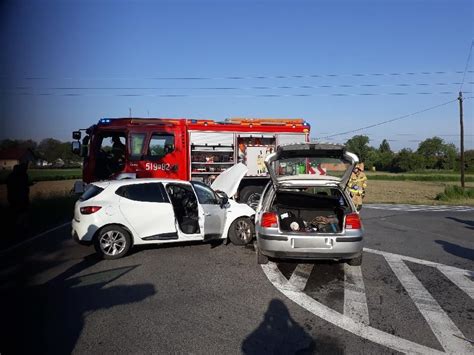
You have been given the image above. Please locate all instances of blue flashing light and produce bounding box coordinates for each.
[303,121,310,127]
[99,118,111,124]
[191,119,198,123]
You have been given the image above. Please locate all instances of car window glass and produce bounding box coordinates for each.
[98,135,126,152]
[116,183,168,203]
[273,157,351,179]
[149,133,175,157]
[80,185,104,201]
[303,187,347,206]
[192,182,218,204]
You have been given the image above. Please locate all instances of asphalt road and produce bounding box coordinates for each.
[0,205,473,354]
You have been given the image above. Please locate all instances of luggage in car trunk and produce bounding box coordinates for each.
[271,190,347,233]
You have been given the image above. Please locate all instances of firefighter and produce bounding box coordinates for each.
[112,136,125,158]
[348,163,367,211]
[111,135,126,172]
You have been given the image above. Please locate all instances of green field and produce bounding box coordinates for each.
[0,168,82,184]
[365,171,474,182]
[0,168,471,184]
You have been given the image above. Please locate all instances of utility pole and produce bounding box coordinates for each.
[458,92,465,188]
[129,108,132,118]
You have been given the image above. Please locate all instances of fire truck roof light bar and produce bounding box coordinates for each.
[95,117,310,129]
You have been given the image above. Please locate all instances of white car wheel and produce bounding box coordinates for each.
[228,217,255,245]
[94,225,132,259]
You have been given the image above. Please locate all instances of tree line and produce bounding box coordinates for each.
[345,135,474,173]
[0,138,81,165]
[1,136,473,172]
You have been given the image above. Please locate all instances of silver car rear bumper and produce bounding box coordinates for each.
[256,230,363,260]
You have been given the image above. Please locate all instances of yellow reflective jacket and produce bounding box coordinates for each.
[348,171,367,196]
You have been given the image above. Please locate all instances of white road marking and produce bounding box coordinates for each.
[262,262,445,355]
[364,247,473,275]
[384,255,472,354]
[288,264,314,291]
[343,264,370,325]
[0,222,71,256]
[261,248,474,354]
[437,265,474,300]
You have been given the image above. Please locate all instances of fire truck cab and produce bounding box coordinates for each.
[72,117,310,207]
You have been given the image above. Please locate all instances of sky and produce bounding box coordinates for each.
[0,0,473,151]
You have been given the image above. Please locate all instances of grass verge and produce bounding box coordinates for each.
[0,192,77,250]
[366,173,474,182]
[436,185,474,202]
[361,180,474,206]
[0,169,82,184]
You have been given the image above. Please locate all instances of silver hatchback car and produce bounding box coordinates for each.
[255,143,364,265]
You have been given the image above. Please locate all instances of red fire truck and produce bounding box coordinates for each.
[72,117,310,206]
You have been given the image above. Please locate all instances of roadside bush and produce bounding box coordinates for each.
[436,185,474,201]
[456,150,474,173]
[391,149,425,172]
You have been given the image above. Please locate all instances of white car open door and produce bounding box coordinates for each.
[117,182,178,240]
[192,182,226,239]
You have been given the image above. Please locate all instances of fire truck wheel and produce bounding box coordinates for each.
[94,225,132,259]
[228,217,255,245]
[240,186,263,209]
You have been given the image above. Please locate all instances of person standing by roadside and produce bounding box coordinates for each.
[348,163,367,211]
[6,163,31,239]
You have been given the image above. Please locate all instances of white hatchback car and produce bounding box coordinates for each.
[72,163,255,259]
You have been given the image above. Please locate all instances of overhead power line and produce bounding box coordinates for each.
[459,40,474,92]
[0,70,472,82]
[1,91,469,98]
[8,81,473,91]
[317,99,458,140]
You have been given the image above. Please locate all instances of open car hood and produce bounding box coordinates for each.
[211,163,249,198]
[264,143,358,189]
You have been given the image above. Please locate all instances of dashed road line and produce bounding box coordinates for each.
[365,204,474,212]
[261,248,474,354]
[343,264,370,325]
[385,255,472,354]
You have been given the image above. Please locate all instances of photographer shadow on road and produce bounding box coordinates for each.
[435,239,474,261]
[242,299,317,354]
[446,216,474,231]
[2,250,156,354]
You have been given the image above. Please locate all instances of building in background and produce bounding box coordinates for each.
[0,148,36,170]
